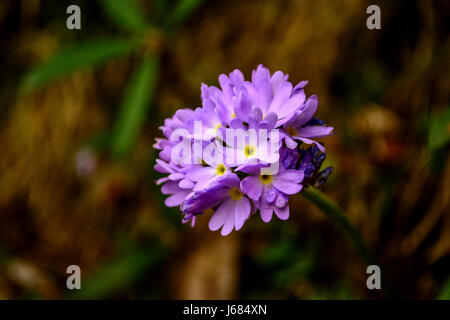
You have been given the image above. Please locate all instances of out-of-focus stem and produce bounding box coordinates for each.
[302,188,375,264]
[301,187,402,298]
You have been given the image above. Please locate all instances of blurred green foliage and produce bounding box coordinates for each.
[22,39,137,90]
[428,107,450,152]
[164,0,206,29]
[257,236,316,289]
[437,276,450,300]
[111,56,159,158]
[98,0,150,33]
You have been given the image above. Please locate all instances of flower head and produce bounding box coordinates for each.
[154,65,334,235]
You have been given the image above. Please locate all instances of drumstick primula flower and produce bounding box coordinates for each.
[154,65,334,236]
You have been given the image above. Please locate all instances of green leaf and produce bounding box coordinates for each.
[22,39,137,91]
[437,276,450,300]
[165,0,205,29]
[98,0,149,33]
[111,55,159,158]
[428,107,450,152]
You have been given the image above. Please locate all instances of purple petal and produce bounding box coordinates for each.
[293,80,308,92]
[158,148,172,162]
[297,137,326,153]
[296,126,334,138]
[179,178,195,189]
[186,166,215,182]
[218,74,233,105]
[216,97,233,124]
[261,112,278,128]
[278,169,304,183]
[169,173,184,181]
[241,176,263,201]
[257,79,272,114]
[165,190,190,207]
[252,64,270,83]
[243,81,259,106]
[271,71,286,93]
[234,197,251,231]
[156,177,169,185]
[176,108,196,123]
[291,95,318,128]
[229,69,244,84]
[182,186,228,213]
[208,198,234,231]
[275,192,290,208]
[276,89,306,120]
[274,205,290,220]
[285,135,298,149]
[234,90,252,121]
[236,163,267,175]
[218,173,240,188]
[192,177,213,191]
[265,187,279,203]
[221,199,238,235]
[161,181,180,195]
[272,176,303,195]
[155,159,174,174]
[260,205,273,223]
[229,117,245,129]
[251,107,263,123]
[269,82,292,113]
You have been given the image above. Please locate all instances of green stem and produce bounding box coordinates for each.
[302,188,375,264]
[301,187,402,298]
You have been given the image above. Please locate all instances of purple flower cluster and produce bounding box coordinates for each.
[154,65,334,235]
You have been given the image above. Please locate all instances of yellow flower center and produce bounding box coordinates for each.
[216,163,226,176]
[214,123,221,133]
[244,145,256,157]
[259,174,273,185]
[231,113,236,118]
[229,187,243,200]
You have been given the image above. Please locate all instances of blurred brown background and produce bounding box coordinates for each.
[0,0,449,299]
